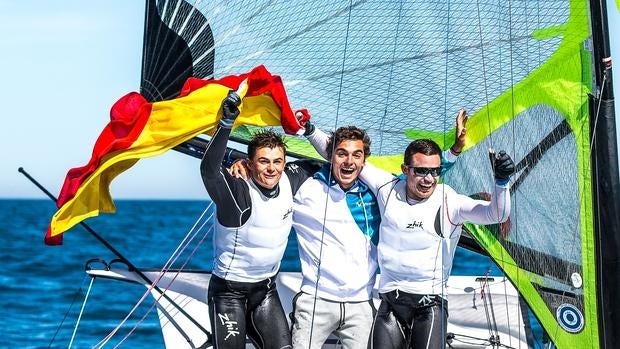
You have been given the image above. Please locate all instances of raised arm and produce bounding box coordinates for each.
[200,91,252,227]
[441,108,468,174]
[200,92,241,180]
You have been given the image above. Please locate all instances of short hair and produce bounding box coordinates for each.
[403,139,441,165]
[248,129,287,159]
[326,126,371,159]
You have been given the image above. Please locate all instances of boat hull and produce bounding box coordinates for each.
[86,268,530,348]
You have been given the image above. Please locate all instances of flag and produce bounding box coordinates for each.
[46,65,303,245]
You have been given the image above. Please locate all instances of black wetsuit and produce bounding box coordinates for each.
[201,123,319,349]
[370,290,448,349]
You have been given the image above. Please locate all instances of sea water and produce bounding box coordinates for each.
[2,199,540,348]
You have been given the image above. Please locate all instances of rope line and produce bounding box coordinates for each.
[67,277,95,349]
[92,202,215,348]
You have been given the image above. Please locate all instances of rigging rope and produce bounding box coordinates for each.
[92,202,216,348]
[590,72,608,152]
[479,273,501,347]
[111,212,216,349]
[47,275,91,349]
[468,0,524,346]
[307,1,355,347]
[440,0,453,342]
[378,0,404,153]
[68,276,96,349]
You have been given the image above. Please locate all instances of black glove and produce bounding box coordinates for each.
[303,121,315,136]
[220,91,241,128]
[490,150,515,181]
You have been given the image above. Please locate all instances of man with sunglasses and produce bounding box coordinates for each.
[305,111,513,348]
[370,144,512,349]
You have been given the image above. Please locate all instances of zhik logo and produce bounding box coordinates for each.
[217,313,240,340]
[406,221,423,229]
[282,208,293,220]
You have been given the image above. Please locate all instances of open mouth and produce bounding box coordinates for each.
[340,167,356,176]
[417,182,435,192]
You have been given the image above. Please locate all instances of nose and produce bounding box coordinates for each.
[422,172,436,181]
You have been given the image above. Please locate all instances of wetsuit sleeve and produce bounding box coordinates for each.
[200,125,252,227]
[285,159,322,194]
[449,182,511,225]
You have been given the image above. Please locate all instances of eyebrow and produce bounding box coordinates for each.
[335,148,364,154]
[257,156,284,161]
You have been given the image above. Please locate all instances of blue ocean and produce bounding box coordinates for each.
[3,199,538,348]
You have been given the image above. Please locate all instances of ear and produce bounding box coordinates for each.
[401,163,409,175]
[245,158,255,172]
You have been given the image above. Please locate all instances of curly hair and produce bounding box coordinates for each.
[247,129,287,159]
[326,126,371,159]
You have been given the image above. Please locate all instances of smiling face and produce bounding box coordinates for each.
[330,139,366,190]
[247,146,286,189]
[401,152,441,201]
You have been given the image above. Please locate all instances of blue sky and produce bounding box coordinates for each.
[1,1,619,199]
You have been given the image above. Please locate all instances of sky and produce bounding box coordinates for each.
[1,1,619,200]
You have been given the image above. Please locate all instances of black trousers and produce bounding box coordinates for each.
[370,290,448,349]
[208,274,292,349]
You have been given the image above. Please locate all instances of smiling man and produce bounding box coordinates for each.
[200,92,316,349]
[358,139,514,349]
[290,125,381,349]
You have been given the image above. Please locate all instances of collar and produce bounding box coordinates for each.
[251,178,280,198]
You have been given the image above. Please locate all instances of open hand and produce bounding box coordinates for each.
[451,108,468,154]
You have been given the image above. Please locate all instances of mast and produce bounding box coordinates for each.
[588,0,619,348]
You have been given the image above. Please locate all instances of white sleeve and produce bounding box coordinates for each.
[358,161,397,194]
[305,127,330,160]
[450,183,511,225]
[443,149,458,163]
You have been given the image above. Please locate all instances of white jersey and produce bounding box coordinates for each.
[212,174,294,282]
[293,167,379,302]
[360,164,511,295]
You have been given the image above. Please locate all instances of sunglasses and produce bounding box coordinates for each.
[406,166,442,177]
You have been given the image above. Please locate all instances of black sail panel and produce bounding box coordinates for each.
[141,0,214,102]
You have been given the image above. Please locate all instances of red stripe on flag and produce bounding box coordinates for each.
[56,92,151,208]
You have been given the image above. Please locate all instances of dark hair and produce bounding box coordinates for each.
[248,129,287,159]
[403,139,441,165]
[326,126,371,159]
